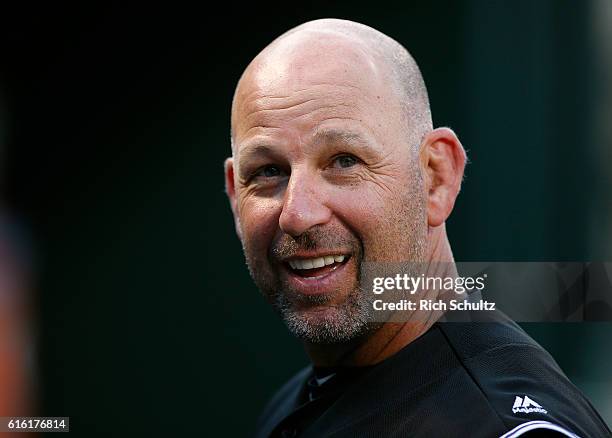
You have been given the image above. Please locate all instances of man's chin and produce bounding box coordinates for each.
[276,300,373,345]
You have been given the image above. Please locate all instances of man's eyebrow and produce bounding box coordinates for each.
[238,143,275,161]
[236,128,379,165]
[311,128,378,152]
[235,143,281,175]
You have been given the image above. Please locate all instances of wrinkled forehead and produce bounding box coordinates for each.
[231,31,399,148]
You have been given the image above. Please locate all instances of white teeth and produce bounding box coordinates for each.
[312,258,325,268]
[289,255,347,270]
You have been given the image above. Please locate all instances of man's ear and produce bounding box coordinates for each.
[224,157,243,240]
[419,127,466,227]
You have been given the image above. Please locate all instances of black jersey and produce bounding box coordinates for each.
[255,310,611,437]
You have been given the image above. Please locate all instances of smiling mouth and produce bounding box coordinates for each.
[286,254,350,278]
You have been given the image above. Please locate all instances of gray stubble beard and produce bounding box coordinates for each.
[273,280,379,345]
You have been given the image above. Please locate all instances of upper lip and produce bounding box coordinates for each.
[280,251,350,263]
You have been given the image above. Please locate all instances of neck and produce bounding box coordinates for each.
[304,224,456,367]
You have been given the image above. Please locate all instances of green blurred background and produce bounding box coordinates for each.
[1,1,611,435]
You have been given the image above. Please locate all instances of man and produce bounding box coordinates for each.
[224,19,611,437]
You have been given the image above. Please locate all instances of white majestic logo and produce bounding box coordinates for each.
[512,396,548,414]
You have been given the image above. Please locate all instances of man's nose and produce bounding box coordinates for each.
[278,171,332,237]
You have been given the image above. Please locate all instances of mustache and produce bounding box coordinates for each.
[270,225,360,260]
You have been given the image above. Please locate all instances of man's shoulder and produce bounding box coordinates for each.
[435,310,611,437]
[436,307,540,356]
[254,313,611,437]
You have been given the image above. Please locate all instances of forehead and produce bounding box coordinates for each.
[232,32,402,150]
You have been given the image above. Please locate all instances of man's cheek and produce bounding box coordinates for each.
[240,208,280,265]
[339,206,397,262]
[335,202,381,240]
[241,199,281,237]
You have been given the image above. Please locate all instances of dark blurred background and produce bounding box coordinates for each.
[0,1,610,435]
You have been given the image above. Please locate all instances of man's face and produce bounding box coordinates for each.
[227,35,428,343]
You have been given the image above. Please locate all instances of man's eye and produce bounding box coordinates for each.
[332,155,359,169]
[254,165,282,178]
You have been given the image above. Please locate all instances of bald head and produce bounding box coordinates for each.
[231,19,432,154]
